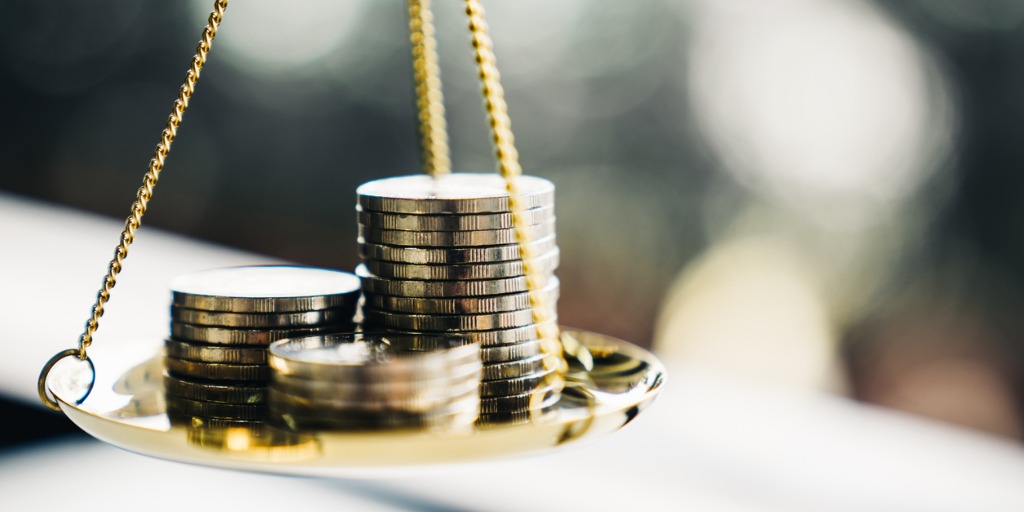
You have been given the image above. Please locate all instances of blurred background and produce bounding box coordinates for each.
[2,0,1024,448]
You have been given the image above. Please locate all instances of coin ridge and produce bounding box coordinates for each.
[362,249,559,281]
[357,206,554,232]
[357,221,555,247]
[170,306,356,328]
[361,308,546,331]
[165,338,268,365]
[363,282,559,315]
[165,357,270,381]
[359,237,557,264]
[170,324,345,346]
[356,174,554,214]
[357,265,553,297]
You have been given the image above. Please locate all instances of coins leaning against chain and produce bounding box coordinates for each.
[163,266,360,426]
[268,333,482,430]
[356,173,563,424]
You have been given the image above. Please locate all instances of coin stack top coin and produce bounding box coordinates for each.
[268,333,482,430]
[164,265,360,427]
[355,173,562,424]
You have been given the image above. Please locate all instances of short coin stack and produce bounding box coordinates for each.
[164,266,361,426]
[268,333,481,430]
[355,173,562,423]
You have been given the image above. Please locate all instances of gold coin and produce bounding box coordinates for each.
[164,373,267,404]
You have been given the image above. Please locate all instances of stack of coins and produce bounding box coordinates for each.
[355,173,562,423]
[268,333,481,430]
[164,266,361,426]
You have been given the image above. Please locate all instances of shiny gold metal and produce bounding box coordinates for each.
[463,0,567,380]
[408,0,451,176]
[38,0,230,409]
[46,329,663,476]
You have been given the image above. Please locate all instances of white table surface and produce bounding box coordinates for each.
[2,192,1024,512]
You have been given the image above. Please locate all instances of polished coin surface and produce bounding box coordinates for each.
[166,358,269,381]
[358,221,554,247]
[171,324,340,346]
[359,237,557,264]
[479,385,560,414]
[481,353,554,381]
[480,369,555,397]
[171,306,356,329]
[362,249,558,281]
[164,373,267,404]
[357,265,550,297]
[270,371,481,408]
[361,308,543,332]
[165,338,268,365]
[363,280,558,315]
[166,395,266,421]
[171,266,361,313]
[268,333,481,381]
[356,173,554,214]
[266,385,479,414]
[357,206,553,232]
[479,340,543,363]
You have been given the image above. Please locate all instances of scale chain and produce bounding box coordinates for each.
[463,0,568,383]
[409,0,451,177]
[37,0,230,410]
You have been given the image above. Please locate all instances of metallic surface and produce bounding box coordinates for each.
[357,206,553,232]
[358,221,555,247]
[170,266,360,313]
[356,174,554,214]
[363,249,558,281]
[357,264,550,297]
[48,329,662,475]
[359,236,557,264]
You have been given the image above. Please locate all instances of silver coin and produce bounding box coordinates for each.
[363,280,559,315]
[357,206,554,232]
[165,357,269,381]
[266,384,479,414]
[163,373,266,404]
[357,173,554,214]
[171,324,342,346]
[166,395,266,421]
[361,308,548,332]
[479,340,543,363]
[482,353,556,381]
[165,338,268,365]
[171,266,361,313]
[356,264,553,297]
[476,403,559,426]
[358,221,554,247]
[359,236,557,264]
[479,385,560,414]
[268,333,481,381]
[480,369,556,397]
[378,322,556,347]
[269,391,480,426]
[363,250,559,281]
[270,371,481,409]
[171,306,356,328]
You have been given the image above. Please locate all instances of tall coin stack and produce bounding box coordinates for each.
[355,173,562,423]
[268,333,482,430]
[164,266,361,426]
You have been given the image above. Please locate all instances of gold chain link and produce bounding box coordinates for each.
[38,0,229,410]
[408,0,451,176]
[463,0,568,379]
